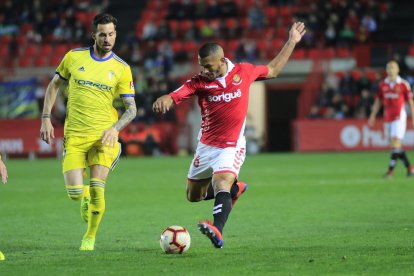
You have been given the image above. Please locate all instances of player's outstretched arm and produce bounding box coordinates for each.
[266,22,306,79]
[152,95,175,114]
[102,97,137,147]
[0,156,7,184]
[368,98,381,127]
[40,74,63,144]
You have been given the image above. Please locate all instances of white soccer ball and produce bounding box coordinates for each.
[160,225,191,254]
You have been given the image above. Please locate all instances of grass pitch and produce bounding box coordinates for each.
[0,152,414,275]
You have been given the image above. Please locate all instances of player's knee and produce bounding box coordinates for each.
[186,190,202,202]
[65,185,83,201]
[391,138,401,148]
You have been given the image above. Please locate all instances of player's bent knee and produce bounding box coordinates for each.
[186,190,203,202]
[65,185,83,201]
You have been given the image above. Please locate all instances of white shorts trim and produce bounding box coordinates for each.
[187,141,246,180]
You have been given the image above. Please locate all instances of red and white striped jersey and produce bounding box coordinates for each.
[375,76,413,122]
[170,59,268,148]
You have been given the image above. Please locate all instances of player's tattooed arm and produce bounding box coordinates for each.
[113,97,137,132]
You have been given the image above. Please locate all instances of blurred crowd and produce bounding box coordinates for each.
[0,0,404,154]
[308,59,414,120]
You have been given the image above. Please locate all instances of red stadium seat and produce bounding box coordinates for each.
[55,44,69,57]
[18,57,32,67]
[183,41,197,52]
[272,38,284,49]
[34,56,47,67]
[0,46,8,57]
[337,48,351,58]
[409,45,414,56]
[322,48,336,59]
[256,38,268,51]
[75,11,87,24]
[227,39,239,52]
[39,44,53,57]
[168,20,179,32]
[180,20,192,33]
[171,40,183,53]
[307,48,321,59]
[365,69,378,81]
[350,69,362,80]
[335,71,345,79]
[49,55,62,67]
[291,48,305,59]
[22,45,38,57]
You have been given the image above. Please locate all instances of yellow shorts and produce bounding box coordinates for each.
[62,136,121,173]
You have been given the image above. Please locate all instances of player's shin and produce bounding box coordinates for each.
[83,178,106,239]
[204,180,240,200]
[65,185,83,201]
[212,191,232,233]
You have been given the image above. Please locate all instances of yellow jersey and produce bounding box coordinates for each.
[56,47,135,137]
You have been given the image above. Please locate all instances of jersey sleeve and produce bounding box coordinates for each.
[117,66,135,97]
[169,79,197,104]
[55,52,71,81]
[402,80,413,101]
[241,63,269,82]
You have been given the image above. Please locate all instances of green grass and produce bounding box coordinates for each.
[1,152,414,275]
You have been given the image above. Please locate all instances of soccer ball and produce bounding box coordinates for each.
[160,225,191,254]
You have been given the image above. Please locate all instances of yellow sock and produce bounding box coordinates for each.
[84,178,105,239]
[83,184,90,198]
[65,185,83,201]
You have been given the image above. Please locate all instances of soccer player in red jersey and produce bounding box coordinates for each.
[153,22,305,248]
[368,60,414,178]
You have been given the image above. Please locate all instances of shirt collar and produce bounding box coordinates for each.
[385,76,402,84]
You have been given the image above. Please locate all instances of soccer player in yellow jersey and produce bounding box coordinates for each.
[40,13,137,251]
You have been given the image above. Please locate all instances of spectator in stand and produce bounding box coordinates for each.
[228,20,244,39]
[221,0,238,18]
[200,21,215,40]
[339,72,358,97]
[53,19,72,42]
[194,0,208,19]
[354,88,373,118]
[156,19,172,40]
[345,9,359,33]
[361,14,377,34]
[207,0,222,19]
[324,21,337,46]
[184,21,201,41]
[368,60,414,178]
[308,105,322,119]
[142,20,157,40]
[181,0,195,19]
[338,23,355,46]
[167,0,182,20]
[248,3,266,29]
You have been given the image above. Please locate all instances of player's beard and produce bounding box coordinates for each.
[202,70,221,81]
[96,43,113,55]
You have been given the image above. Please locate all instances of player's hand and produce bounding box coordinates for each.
[289,22,306,44]
[40,118,55,145]
[102,127,119,148]
[0,160,8,184]
[153,95,174,114]
[368,116,375,127]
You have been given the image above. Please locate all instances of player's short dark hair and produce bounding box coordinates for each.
[198,43,222,58]
[92,13,117,31]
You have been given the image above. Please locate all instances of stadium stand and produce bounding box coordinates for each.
[2,0,414,154]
